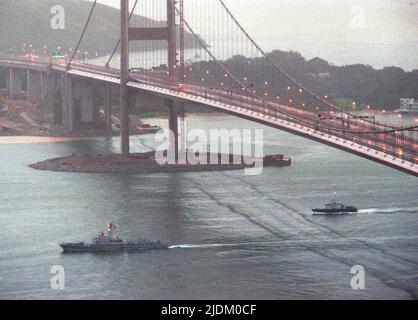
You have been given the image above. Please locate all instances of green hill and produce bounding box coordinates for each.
[0,0,195,57]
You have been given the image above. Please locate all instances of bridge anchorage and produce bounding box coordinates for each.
[0,0,416,176]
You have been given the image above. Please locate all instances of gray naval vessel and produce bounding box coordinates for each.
[60,223,168,253]
[312,193,358,215]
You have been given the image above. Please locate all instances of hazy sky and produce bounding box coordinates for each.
[225,0,417,44]
[90,0,418,43]
[89,0,418,69]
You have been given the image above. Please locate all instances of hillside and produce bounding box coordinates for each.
[195,50,418,110]
[0,0,195,56]
[259,51,417,109]
[262,51,418,109]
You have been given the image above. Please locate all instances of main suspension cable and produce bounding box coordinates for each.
[216,0,403,131]
[173,3,418,136]
[105,0,140,68]
[67,0,98,70]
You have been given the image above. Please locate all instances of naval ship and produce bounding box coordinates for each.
[394,98,418,114]
[312,194,358,215]
[60,223,168,252]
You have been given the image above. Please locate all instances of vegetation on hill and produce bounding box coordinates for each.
[0,0,195,57]
[275,51,418,109]
[194,50,418,110]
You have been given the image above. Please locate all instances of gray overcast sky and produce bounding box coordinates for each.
[90,0,417,42]
[88,0,418,69]
[229,0,417,44]
[227,0,417,39]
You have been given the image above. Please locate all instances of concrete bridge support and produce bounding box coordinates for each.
[0,67,7,89]
[104,84,112,133]
[8,68,22,100]
[92,83,101,124]
[79,81,95,124]
[27,70,42,103]
[63,74,74,131]
[5,72,10,95]
[64,78,103,131]
[167,99,179,162]
[70,79,84,131]
[49,73,63,126]
[41,72,49,99]
[52,88,63,125]
[43,72,64,126]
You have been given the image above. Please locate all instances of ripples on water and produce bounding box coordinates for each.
[0,114,417,300]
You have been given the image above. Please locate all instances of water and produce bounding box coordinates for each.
[0,114,417,300]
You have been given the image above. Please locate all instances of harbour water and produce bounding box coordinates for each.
[0,114,417,299]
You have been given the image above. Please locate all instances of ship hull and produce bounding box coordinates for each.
[263,159,292,167]
[312,208,358,215]
[60,243,169,253]
[393,109,418,114]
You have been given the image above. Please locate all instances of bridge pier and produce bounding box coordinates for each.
[8,68,23,100]
[52,88,63,125]
[63,77,105,132]
[80,81,95,124]
[27,70,42,103]
[92,83,102,124]
[5,71,10,95]
[46,72,65,126]
[0,67,7,89]
[41,70,63,126]
[63,74,74,131]
[167,99,179,162]
[74,79,94,129]
[104,84,112,133]
[41,72,49,99]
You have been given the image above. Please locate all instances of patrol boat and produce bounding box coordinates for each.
[394,98,418,114]
[60,223,168,252]
[312,194,358,215]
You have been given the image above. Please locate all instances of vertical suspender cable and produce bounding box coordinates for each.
[105,0,139,68]
[216,0,401,130]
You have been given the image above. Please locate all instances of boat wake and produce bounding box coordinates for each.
[169,243,242,250]
[358,207,418,215]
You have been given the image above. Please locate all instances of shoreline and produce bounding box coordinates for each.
[0,119,160,144]
[0,131,158,145]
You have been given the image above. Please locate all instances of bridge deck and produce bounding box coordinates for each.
[0,56,416,177]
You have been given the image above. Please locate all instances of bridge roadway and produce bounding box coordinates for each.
[0,54,417,176]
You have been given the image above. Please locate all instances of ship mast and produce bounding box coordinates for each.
[107,223,116,239]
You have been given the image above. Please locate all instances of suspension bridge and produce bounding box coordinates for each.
[0,0,416,176]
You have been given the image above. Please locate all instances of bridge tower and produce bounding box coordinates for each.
[120,0,179,158]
